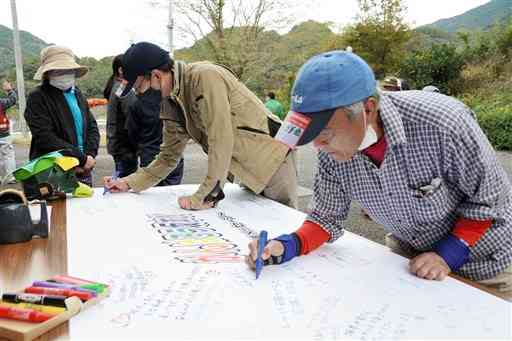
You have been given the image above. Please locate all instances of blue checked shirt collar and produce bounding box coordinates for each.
[378,94,407,148]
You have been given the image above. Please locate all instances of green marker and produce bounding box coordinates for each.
[80,283,107,294]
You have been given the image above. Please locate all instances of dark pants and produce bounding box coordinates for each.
[114,154,138,178]
[76,172,93,187]
[140,155,184,186]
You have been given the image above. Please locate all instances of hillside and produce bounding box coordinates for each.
[421,0,512,33]
[0,24,48,74]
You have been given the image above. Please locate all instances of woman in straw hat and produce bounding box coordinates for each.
[24,45,99,186]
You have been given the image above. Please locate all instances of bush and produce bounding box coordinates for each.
[458,54,509,94]
[462,90,512,151]
[400,44,464,95]
[476,109,512,151]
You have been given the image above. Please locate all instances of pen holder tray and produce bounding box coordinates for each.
[0,289,109,341]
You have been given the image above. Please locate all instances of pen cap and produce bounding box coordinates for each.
[258,231,268,253]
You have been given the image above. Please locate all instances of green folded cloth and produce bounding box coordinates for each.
[13,151,64,181]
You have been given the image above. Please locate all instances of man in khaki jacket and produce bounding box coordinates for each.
[104,42,297,210]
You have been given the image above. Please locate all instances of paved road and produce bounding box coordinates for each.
[12,143,512,245]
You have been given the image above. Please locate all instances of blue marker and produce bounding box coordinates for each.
[255,230,268,280]
[103,170,119,195]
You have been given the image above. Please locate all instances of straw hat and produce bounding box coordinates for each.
[34,45,88,80]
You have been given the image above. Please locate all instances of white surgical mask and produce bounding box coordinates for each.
[357,111,378,151]
[49,74,76,91]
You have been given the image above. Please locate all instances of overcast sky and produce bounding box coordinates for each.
[0,0,490,59]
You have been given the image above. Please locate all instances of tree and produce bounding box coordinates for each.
[494,19,512,57]
[340,0,411,78]
[171,0,292,84]
[76,56,112,98]
[400,44,464,94]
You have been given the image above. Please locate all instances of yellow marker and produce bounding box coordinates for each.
[0,301,66,316]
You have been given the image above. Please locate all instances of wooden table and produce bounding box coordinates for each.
[0,199,68,341]
[0,197,508,340]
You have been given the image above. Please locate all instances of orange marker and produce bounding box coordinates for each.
[25,286,93,302]
[0,304,52,323]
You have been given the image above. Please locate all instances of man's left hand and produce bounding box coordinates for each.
[409,252,450,281]
[178,195,215,210]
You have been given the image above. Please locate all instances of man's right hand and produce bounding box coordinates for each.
[245,239,285,270]
[2,80,12,92]
[103,177,130,193]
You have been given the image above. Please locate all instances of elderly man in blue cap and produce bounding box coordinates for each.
[246,51,512,298]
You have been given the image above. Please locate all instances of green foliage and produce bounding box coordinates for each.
[274,73,295,113]
[421,0,512,34]
[495,19,512,56]
[175,20,336,98]
[341,0,411,78]
[75,56,112,98]
[0,24,48,74]
[476,110,512,151]
[462,88,512,151]
[399,44,464,94]
[405,28,454,52]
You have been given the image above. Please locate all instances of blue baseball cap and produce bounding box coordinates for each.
[287,51,376,146]
[120,42,172,97]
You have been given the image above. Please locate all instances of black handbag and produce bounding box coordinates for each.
[0,189,49,244]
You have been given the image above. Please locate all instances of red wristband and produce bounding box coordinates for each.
[295,221,330,255]
[452,218,492,247]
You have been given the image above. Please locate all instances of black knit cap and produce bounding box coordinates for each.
[120,42,172,96]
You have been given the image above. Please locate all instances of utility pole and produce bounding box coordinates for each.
[10,0,27,135]
[167,0,174,56]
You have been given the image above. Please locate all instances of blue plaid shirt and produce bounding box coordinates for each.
[308,90,512,281]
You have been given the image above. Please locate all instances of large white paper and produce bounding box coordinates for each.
[66,185,512,340]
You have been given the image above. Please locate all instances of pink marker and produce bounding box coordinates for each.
[51,275,97,286]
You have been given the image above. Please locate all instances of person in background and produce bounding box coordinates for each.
[265,91,286,120]
[105,42,297,210]
[126,75,184,186]
[103,54,138,177]
[0,80,17,180]
[246,51,512,299]
[381,76,402,91]
[24,45,99,186]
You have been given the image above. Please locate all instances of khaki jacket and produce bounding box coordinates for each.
[124,61,289,206]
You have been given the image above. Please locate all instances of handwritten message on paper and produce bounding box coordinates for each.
[108,266,225,327]
[66,186,512,340]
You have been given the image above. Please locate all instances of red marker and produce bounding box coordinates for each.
[25,286,93,302]
[0,304,52,323]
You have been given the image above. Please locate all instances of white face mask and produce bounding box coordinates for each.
[357,110,378,151]
[49,73,76,91]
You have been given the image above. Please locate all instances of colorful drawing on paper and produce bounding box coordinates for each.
[147,213,244,264]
